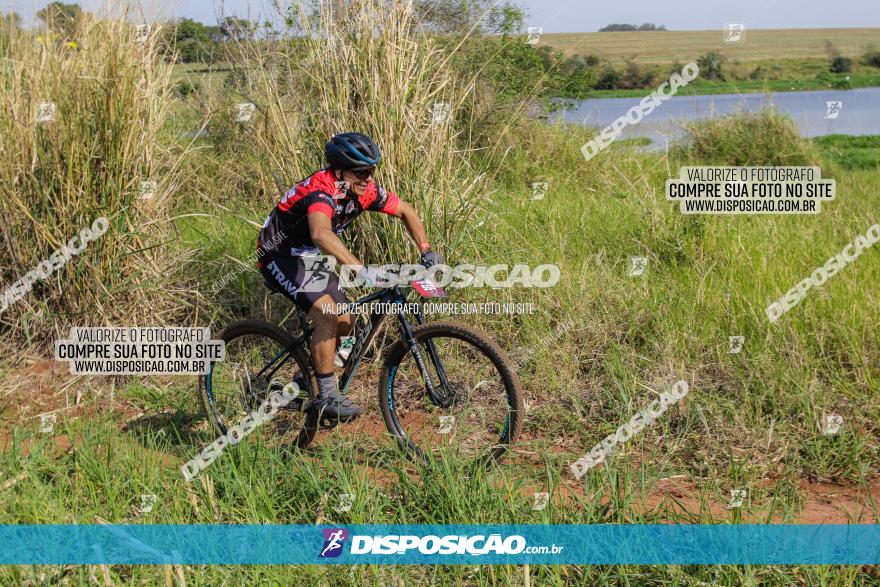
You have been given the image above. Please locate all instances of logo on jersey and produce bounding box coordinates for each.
[267,260,298,295]
[319,528,348,558]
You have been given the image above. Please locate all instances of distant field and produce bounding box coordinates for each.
[537,28,880,63]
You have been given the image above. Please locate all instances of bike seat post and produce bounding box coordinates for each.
[297,308,311,340]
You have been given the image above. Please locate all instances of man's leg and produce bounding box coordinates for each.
[304,291,362,421]
[307,295,353,374]
[260,255,361,421]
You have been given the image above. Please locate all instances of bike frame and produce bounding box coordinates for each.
[250,284,453,408]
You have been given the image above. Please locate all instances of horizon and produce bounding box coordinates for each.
[4,0,879,30]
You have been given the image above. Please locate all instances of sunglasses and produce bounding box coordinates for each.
[349,167,375,180]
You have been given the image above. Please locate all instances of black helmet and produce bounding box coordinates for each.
[325,132,381,169]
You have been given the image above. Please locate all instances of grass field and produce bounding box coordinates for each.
[3,126,880,583]
[538,28,880,63]
[575,68,880,98]
[2,4,880,584]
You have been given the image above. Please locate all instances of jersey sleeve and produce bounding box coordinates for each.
[367,185,400,216]
[304,192,334,219]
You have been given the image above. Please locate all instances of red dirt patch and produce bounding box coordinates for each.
[514,475,880,524]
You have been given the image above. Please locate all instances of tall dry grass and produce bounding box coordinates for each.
[0,3,192,348]
[205,0,494,265]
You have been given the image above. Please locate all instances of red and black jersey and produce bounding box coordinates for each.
[258,168,400,257]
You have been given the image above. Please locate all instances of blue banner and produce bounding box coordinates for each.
[1,524,878,565]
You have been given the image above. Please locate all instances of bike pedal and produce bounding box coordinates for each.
[282,397,308,413]
[319,415,340,430]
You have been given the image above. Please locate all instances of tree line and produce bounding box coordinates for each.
[1,1,258,63]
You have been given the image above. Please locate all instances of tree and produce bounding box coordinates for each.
[174,18,218,63]
[37,2,87,38]
[485,3,525,35]
[1,11,22,30]
[599,23,666,32]
[218,16,256,42]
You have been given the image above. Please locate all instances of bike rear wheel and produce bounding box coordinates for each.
[198,320,318,449]
[378,321,523,466]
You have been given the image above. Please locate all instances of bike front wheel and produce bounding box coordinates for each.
[378,321,523,466]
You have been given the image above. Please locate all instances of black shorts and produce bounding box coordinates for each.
[259,255,349,313]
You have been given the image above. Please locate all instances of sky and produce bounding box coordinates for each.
[4,0,880,30]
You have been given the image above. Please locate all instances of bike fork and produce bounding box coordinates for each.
[398,306,453,407]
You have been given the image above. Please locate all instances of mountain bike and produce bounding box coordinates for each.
[197,273,523,466]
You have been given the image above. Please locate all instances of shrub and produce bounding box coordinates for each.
[595,64,622,89]
[174,78,200,98]
[696,50,726,80]
[830,56,853,73]
[622,59,654,88]
[582,54,600,67]
[863,45,880,68]
[674,108,820,166]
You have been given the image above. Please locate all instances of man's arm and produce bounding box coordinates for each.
[308,213,362,267]
[390,200,430,253]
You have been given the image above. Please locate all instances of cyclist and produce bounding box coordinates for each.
[257,132,443,422]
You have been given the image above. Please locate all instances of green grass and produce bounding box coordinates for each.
[4,121,880,584]
[3,8,880,583]
[1,378,877,584]
[578,71,880,98]
[168,54,880,101]
[563,57,880,98]
[813,135,880,170]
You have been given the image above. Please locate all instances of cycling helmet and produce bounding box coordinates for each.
[325,132,381,169]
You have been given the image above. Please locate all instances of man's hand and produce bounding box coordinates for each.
[420,249,444,268]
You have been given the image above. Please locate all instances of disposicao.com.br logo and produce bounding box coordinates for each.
[319,528,349,558]
[319,530,563,558]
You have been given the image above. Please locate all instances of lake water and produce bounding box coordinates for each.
[556,87,880,145]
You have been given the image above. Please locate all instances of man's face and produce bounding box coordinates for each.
[340,167,374,196]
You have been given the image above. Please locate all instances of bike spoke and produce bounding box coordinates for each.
[204,332,311,446]
[387,334,513,462]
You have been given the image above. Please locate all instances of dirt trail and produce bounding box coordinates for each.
[2,359,877,525]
